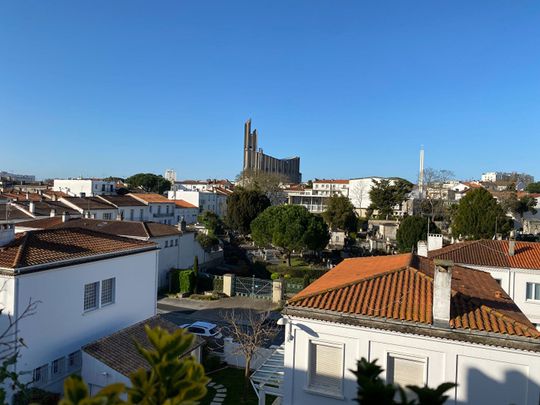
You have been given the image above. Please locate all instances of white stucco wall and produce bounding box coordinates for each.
[81,352,131,396]
[9,249,158,390]
[53,180,116,197]
[283,316,540,405]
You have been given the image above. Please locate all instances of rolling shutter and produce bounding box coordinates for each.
[309,342,343,392]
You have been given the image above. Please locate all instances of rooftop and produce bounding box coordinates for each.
[0,228,156,271]
[61,197,116,210]
[17,217,182,238]
[173,199,198,209]
[429,240,540,270]
[313,179,349,184]
[83,315,203,377]
[288,254,540,340]
[96,195,147,207]
[128,193,170,203]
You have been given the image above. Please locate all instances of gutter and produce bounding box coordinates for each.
[283,307,540,353]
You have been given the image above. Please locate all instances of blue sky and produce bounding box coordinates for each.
[1,1,539,182]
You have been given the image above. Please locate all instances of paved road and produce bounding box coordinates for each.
[157,296,284,347]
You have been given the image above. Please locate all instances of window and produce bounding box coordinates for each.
[101,278,115,306]
[308,341,343,395]
[84,282,99,311]
[67,350,82,371]
[158,206,161,214]
[139,209,143,220]
[103,213,112,220]
[165,241,169,248]
[130,209,134,220]
[51,357,65,378]
[101,184,105,191]
[149,206,153,213]
[526,283,540,301]
[387,354,426,388]
[175,239,178,246]
[166,205,169,214]
[33,364,48,386]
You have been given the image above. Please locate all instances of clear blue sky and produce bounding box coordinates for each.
[1,1,539,182]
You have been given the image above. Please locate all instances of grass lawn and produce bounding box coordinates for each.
[201,367,276,405]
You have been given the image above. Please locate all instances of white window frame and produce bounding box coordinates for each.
[67,350,82,372]
[386,352,428,389]
[526,282,540,301]
[84,282,100,312]
[305,340,345,399]
[101,277,115,306]
[51,356,65,379]
[33,364,48,386]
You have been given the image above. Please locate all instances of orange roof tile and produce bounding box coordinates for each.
[0,228,156,270]
[429,240,540,270]
[173,199,198,209]
[288,255,539,339]
[128,193,170,203]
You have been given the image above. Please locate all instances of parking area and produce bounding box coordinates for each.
[157,296,284,348]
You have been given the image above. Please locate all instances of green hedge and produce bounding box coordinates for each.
[169,269,196,294]
[179,270,196,294]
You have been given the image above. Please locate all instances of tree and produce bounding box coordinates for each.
[353,358,455,405]
[368,179,413,219]
[396,216,439,253]
[421,168,455,223]
[500,193,538,229]
[322,195,358,233]
[60,325,209,405]
[197,211,224,236]
[222,310,278,400]
[196,233,219,251]
[251,205,330,265]
[236,169,286,205]
[226,189,270,235]
[451,188,511,239]
[125,173,171,194]
[526,182,540,193]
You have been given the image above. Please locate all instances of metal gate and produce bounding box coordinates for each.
[234,275,273,299]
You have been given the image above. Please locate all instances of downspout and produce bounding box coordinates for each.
[154,251,158,315]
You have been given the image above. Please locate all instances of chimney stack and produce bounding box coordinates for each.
[50,208,56,217]
[0,224,15,247]
[178,217,187,232]
[509,240,516,256]
[62,211,69,223]
[29,201,35,214]
[432,259,454,327]
[417,241,428,257]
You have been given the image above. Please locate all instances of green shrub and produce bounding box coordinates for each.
[179,270,196,294]
[14,388,59,405]
[270,272,281,280]
[189,293,218,301]
[202,353,223,372]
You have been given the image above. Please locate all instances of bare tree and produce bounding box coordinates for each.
[236,169,287,206]
[422,168,455,227]
[0,290,40,401]
[222,309,279,399]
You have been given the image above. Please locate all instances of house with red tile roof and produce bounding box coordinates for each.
[428,239,540,329]
[280,253,540,405]
[167,189,228,218]
[0,225,159,395]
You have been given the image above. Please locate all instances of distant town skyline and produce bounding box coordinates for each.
[1,1,540,181]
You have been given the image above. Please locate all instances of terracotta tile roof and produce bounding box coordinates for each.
[288,254,540,339]
[22,217,181,238]
[428,240,540,270]
[61,197,116,210]
[96,195,146,207]
[83,316,203,377]
[15,200,80,216]
[128,193,170,203]
[0,204,33,221]
[0,228,156,270]
[173,199,198,209]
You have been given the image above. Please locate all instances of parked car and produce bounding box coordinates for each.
[180,321,223,339]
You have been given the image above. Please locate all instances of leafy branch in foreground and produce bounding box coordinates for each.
[61,325,209,405]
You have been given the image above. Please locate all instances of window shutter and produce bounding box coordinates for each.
[389,356,425,388]
[309,343,342,392]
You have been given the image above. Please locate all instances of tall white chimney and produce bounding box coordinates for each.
[432,259,454,327]
[62,211,70,223]
[50,208,56,217]
[508,240,516,256]
[0,224,15,247]
[29,201,35,214]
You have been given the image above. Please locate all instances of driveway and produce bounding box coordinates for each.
[158,296,284,347]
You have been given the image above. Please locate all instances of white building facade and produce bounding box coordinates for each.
[0,228,158,394]
[53,179,117,197]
